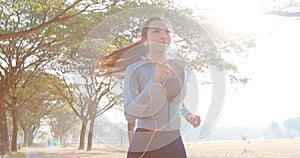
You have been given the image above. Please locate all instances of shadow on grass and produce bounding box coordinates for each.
[6,144,127,158]
[7,150,117,158]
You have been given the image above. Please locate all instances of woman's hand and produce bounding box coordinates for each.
[187,113,201,128]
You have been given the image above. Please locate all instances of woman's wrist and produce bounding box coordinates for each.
[186,113,193,123]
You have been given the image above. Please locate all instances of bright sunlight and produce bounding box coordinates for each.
[211,1,263,32]
[175,0,266,33]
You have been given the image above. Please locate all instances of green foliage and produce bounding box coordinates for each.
[241,135,248,141]
[33,3,43,11]
[241,135,250,153]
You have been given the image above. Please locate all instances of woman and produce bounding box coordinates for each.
[99,16,201,158]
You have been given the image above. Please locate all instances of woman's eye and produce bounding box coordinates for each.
[153,29,160,33]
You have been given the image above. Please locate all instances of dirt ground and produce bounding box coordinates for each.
[6,138,300,158]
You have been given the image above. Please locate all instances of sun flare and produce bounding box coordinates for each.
[209,0,265,33]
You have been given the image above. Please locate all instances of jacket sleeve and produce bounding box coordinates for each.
[180,61,193,118]
[124,65,167,123]
[182,102,191,118]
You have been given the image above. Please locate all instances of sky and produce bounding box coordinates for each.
[172,0,300,128]
[219,17,300,127]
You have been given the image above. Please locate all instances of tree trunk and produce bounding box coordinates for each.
[0,106,10,155]
[63,134,67,146]
[87,117,95,151]
[11,109,18,152]
[78,119,87,150]
[23,130,28,147]
[28,130,33,147]
[60,134,67,146]
[28,126,39,147]
[60,135,63,146]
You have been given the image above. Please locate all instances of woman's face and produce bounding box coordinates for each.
[145,20,172,52]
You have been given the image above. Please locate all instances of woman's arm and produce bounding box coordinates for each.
[182,104,200,127]
[123,64,167,144]
[180,61,201,128]
[127,122,135,144]
[124,64,167,120]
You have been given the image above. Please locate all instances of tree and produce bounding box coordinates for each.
[16,72,66,147]
[73,50,121,151]
[47,105,79,146]
[43,13,103,150]
[49,35,122,150]
[0,23,67,151]
[241,136,251,153]
[267,11,300,17]
[0,0,120,40]
[6,69,65,151]
[47,53,119,151]
[283,114,300,138]
[265,121,284,139]
[264,0,300,17]
[0,6,69,153]
[0,0,119,153]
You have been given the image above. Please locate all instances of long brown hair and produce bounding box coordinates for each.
[98,16,171,76]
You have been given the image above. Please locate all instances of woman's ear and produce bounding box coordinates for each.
[141,37,147,46]
[141,37,146,43]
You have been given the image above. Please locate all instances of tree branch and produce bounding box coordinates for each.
[0,1,89,41]
[53,0,83,19]
[265,11,300,17]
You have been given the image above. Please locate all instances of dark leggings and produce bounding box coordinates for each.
[127,128,187,158]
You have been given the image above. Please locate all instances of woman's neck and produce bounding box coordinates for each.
[146,51,167,64]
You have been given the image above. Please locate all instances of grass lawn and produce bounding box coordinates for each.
[5,138,300,158]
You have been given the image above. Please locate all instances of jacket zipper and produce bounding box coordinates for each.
[167,103,170,128]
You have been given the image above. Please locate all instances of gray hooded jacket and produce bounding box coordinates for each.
[124,57,192,130]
